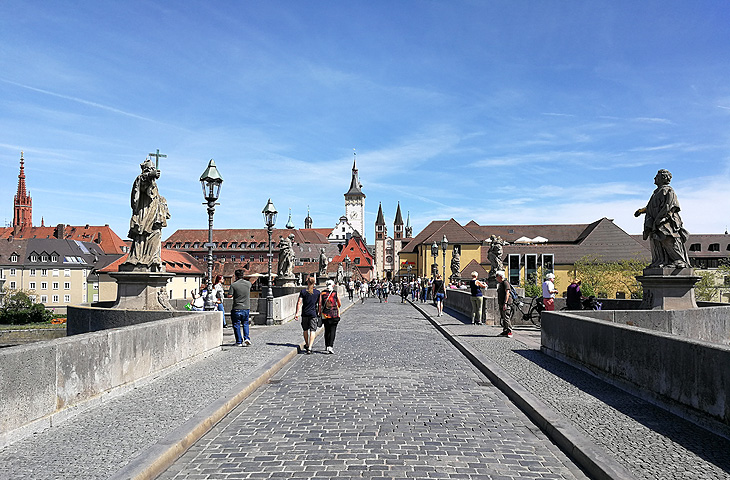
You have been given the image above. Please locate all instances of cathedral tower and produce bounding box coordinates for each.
[344,153,365,241]
[13,151,32,234]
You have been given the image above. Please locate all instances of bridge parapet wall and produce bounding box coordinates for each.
[541,311,730,427]
[0,310,221,448]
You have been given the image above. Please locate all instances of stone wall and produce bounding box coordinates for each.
[541,311,730,427]
[442,287,530,326]
[0,311,221,448]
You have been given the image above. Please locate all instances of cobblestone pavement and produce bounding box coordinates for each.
[426,303,730,480]
[159,300,588,480]
[0,309,326,480]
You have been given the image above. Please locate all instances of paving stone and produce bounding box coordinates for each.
[158,301,587,480]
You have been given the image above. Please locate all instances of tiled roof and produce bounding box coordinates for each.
[98,249,205,275]
[164,228,330,247]
[460,259,489,279]
[632,233,730,259]
[0,224,127,254]
[464,221,590,244]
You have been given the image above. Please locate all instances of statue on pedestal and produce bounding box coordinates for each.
[487,235,505,275]
[450,250,461,280]
[277,234,295,278]
[634,169,690,269]
[318,248,328,277]
[124,158,170,271]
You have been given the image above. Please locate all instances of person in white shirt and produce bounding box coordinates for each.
[542,273,558,311]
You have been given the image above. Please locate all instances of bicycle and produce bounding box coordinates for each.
[511,295,544,328]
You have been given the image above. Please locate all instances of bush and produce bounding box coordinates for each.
[0,291,53,325]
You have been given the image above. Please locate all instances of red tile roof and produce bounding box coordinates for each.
[98,249,205,275]
[0,224,127,254]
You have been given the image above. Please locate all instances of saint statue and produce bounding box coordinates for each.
[450,250,461,278]
[124,158,170,270]
[277,234,295,278]
[318,248,328,276]
[487,235,505,274]
[634,169,690,268]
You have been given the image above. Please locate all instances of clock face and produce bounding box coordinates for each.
[350,211,358,218]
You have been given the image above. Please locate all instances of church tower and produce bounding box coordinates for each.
[13,151,32,234]
[393,202,404,240]
[374,203,387,279]
[304,206,313,229]
[344,153,365,241]
[405,211,413,238]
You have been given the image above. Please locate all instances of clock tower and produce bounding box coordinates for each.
[344,153,366,241]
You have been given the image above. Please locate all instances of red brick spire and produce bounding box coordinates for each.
[13,151,32,233]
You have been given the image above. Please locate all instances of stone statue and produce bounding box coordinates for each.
[450,250,460,278]
[634,169,690,269]
[487,235,505,274]
[318,248,328,276]
[336,263,344,284]
[277,234,295,278]
[124,158,170,270]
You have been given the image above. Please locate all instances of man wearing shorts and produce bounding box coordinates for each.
[294,276,320,354]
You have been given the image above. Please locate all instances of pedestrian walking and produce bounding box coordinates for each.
[496,270,513,338]
[432,274,446,316]
[294,276,320,354]
[319,280,342,354]
[213,275,228,327]
[347,279,354,301]
[542,273,558,311]
[469,272,487,324]
[382,281,389,302]
[229,270,252,346]
[360,281,368,303]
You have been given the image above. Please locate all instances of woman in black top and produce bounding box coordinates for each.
[432,274,446,317]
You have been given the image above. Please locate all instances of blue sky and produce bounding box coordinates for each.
[1,1,729,243]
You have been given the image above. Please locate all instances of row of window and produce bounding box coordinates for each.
[507,253,555,287]
[6,281,72,290]
[688,243,729,252]
[28,294,71,304]
[167,241,270,250]
[5,268,76,277]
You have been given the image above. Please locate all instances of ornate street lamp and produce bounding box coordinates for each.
[441,234,449,284]
[407,263,412,281]
[431,241,438,278]
[262,198,278,325]
[200,159,223,310]
[345,256,351,282]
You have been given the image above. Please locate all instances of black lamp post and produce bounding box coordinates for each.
[431,241,438,278]
[407,263,412,281]
[441,234,448,284]
[345,256,351,282]
[200,159,223,310]
[262,199,277,325]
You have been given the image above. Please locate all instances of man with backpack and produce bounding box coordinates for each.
[495,270,513,338]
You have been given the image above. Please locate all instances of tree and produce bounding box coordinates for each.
[694,271,717,302]
[573,255,648,299]
[0,291,53,325]
[524,266,557,298]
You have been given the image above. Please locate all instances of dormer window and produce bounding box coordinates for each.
[709,243,720,252]
[689,243,702,252]
[41,254,49,262]
[30,254,38,262]
[10,253,19,262]
[51,255,58,262]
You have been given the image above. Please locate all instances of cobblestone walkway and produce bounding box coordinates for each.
[159,300,587,479]
[427,303,730,480]
[0,317,308,479]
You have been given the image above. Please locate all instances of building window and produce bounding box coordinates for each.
[64,269,71,277]
[52,282,59,290]
[29,282,36,290]
[30,254,38,262]
[64,295,71,303]
[709,243,720,252]
[221,242,227,248]
[64,282,71,290]
[51,255,58,262]
[10,253,18,262]
[689,243,702,252]
[508,254,520,286]
[41,295,48,303]
[41,282,48,290]
[30,269,36,276]
[9,268,16,276]
[41,254,48,262]
[53,269,60,276]
[259,254,264,262]
[52,295,59,303]
[354,258,361,265]
[9,281,16,289]
[29,295,36,302]
[184,243,190,248]
[193,242,199,248]
[230,242,237,249]
[175,242,181,248]
[525,254,538,285]
[42,269,48,276]
[541,254,554,275]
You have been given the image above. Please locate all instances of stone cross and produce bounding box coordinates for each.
[148,149,167,170]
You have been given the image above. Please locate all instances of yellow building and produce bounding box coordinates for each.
[399,217,650,297]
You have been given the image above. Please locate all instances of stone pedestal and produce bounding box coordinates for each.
[275,275,297,288]
[636,267,700,310]
[109,271,174,311]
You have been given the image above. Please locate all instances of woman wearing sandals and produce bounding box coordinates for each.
[318,280,342,354]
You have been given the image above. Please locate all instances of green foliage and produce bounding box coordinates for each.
[0,291,53,325]
[694,271,717,302]
[573,255,648,299]
[523,266,556,298]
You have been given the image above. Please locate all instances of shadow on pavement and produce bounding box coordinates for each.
[512,348,730,474]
